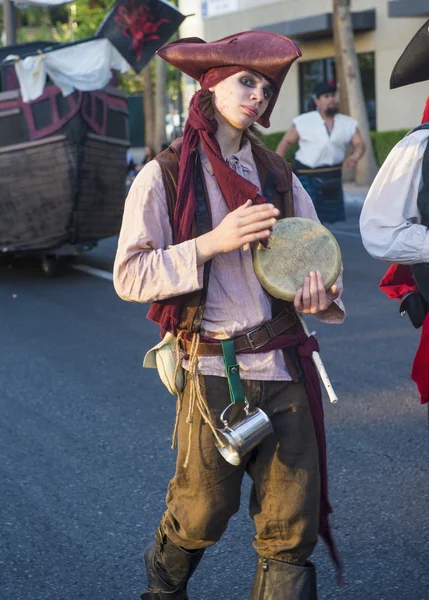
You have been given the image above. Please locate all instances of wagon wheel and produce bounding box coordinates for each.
[41,256,59,277]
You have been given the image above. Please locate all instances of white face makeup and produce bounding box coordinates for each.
[209,70,274,130]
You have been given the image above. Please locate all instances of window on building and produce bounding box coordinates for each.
[298,53,376,130]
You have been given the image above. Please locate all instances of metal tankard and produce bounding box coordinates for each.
[215,399,273,466]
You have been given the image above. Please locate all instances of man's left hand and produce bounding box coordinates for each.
[344,155,359,169]
[294,270,340,314]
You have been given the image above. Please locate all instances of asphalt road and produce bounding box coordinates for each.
[1,207,428,600]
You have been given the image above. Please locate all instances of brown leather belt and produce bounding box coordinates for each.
[180,311,296,357]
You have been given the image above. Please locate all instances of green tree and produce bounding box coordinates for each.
[51,0,114,42]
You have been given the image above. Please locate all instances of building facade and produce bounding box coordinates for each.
[179,0,429,133]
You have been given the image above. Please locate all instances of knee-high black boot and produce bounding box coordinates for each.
[249,556,317,600]
[140,526,205,599]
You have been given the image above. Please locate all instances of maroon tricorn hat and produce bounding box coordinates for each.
[156,31,302,127]
[390,18,429,89]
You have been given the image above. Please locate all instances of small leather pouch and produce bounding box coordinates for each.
[399,291,429,329]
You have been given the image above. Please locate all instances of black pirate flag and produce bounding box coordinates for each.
[97,0,186,73]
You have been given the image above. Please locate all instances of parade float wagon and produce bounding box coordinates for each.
[0,0,185,276]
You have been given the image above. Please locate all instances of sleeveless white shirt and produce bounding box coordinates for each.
[293,111,357,169]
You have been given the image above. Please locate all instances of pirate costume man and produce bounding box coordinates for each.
[114,31,345,600]
[360,19,429,409]
[276,81,365,223]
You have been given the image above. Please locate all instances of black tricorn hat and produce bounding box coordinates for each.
[313,81,337,98]
[390,18,429,89]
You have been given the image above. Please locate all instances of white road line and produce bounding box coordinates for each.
[72,264,113,281]
[329,228,362,239]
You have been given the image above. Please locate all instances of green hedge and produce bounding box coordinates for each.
[262,129,410,167]
[369,129,409,166]
[262,132,285,152]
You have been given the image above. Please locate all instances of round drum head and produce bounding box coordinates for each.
[253,217,342,301]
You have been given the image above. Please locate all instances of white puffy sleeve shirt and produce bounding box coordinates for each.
[360,129,429,264]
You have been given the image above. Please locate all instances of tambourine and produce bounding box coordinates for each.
[253,217,341,404]
[253,217,342,301]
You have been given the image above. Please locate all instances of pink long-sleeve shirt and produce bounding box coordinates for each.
[114,140,345,380]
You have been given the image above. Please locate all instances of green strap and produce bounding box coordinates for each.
[221,339,246,404]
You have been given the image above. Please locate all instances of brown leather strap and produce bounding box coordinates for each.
[295,165,342,175]
[180,311,296,357]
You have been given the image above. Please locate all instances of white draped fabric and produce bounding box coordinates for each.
[6,38,131,102]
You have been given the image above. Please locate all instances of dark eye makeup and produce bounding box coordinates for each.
[240,74,273,101]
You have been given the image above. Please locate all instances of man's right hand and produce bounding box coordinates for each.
[196,200,280,266]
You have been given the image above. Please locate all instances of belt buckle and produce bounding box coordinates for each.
[245,326,266,351]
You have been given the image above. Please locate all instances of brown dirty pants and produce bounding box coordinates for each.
[161,374,320,565]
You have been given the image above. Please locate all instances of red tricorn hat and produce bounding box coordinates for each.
[156,30,301,128]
